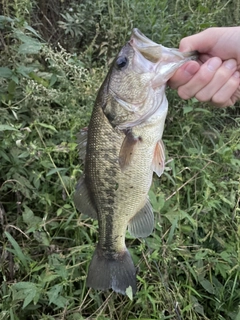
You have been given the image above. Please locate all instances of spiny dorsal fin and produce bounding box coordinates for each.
[119,130,140,170]
[74,176,98,219]
[128,199,154,238]
[151,139,165,177]
[77,127,88,161]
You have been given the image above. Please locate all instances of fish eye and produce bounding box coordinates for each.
[116,56,128,69]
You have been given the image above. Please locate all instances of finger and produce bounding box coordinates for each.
[177,57,222,100]
[195,59,238,102]
[179,28,221,53]
[168,61,200,89]
[211,71,240,107]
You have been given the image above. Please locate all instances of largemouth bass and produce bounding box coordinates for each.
[74,29,197,295]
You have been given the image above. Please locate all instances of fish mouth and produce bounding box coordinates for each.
[130,28,197,63]
[130,28,198,86]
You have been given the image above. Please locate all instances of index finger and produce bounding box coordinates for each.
[168,61,200,89]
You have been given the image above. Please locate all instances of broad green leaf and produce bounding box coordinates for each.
[0,125,18,131]
[12,282,38,309]
[42,274,60,284]
[13,281,35,290]
[17,65,35,77]
[46,168,66,176]
[200,279,215,294]
[47,285,68,308]
[22,288,37,309]
[18,42,42,54]
[50,74,58,87]
[183,106,193,114]
[0,67,13,78]
[22,205,34,224]
[0,15,14,25]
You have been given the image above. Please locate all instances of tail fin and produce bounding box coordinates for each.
[86,246,137,295]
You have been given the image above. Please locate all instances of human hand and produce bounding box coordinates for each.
[168,27,240,107]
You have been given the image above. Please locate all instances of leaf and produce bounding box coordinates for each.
[12,282,38,309]
[0,15,14,26]
[126,286,133,301]
[5,231,29,270]
[22,205,34,224]
[200,279,215,294]
[0,125,18,131]
[17,65,35,77]
[46,285,68,308]
[18,42,42,54]
[49,74,58,87]
[22,287,37,309]
[46,168,67,176]
[183,106,193,114]
[35,122,58,132]
[42,273,60,284]
[24,24,43,40]
[0,67,13,78]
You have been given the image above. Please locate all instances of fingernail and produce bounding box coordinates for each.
[224,59,237,70]
[233,71,240,78]
[207,58,222,72]
[184,63,199,76]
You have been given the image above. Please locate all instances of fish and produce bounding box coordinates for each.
[74,28,197,295]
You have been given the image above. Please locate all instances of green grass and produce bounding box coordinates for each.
[0,0,240,319]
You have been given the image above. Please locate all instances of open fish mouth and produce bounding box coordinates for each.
[129,28,198,89]
[130,28,198,65]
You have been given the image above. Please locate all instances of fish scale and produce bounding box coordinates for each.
[74,28,198,295]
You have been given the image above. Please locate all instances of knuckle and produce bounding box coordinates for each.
[212,93,226,105]
[178,87,191,100]
[197,69,212,83]
[195,92,209,102]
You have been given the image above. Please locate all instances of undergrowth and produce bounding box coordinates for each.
[0,0,239,319]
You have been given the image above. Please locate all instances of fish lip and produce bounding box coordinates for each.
[130,28,158,48]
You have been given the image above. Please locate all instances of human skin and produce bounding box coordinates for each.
[168,27,240,107]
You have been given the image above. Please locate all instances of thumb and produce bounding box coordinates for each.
[179,29,217,53]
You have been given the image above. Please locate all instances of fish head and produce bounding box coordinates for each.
[102,28,197,128]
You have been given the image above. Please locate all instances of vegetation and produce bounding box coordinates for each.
[0,0,239,319]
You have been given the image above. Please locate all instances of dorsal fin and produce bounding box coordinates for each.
[77,127,88,160]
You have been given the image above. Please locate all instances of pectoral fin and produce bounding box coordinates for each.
[119,130,139,169]
[128,199,154,238]
[151,140,165,177]
[74,176,98,219]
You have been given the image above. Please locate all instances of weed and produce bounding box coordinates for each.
[0,0,240,319]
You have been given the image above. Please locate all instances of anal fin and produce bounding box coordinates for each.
[151,139,165,177]
[128,199,154,238]
[74,176,98,219]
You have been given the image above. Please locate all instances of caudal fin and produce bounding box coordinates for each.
[86,246,137,295]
